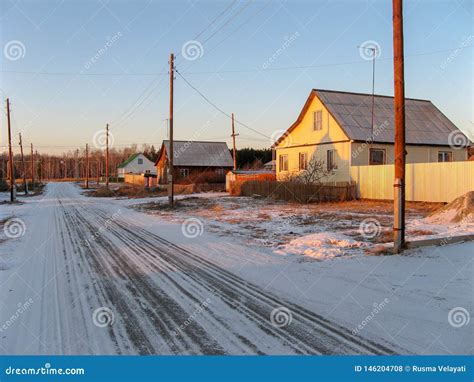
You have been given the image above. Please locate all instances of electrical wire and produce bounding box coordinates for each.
[175,67,270,139]
[2,44,472,77]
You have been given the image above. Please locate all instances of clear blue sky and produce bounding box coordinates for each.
[0,0,472,154]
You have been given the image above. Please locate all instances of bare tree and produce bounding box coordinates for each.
[283,157,333,185]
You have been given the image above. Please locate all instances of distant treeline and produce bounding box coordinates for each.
[0,143,160,181]
[0,144,273,181]
[236,148,272,169]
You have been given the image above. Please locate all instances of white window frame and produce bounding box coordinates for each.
[137,158,143,165]
[180,168,189,178]
[313,110,323,131]
[438,151,452,162]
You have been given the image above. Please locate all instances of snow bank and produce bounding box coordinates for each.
[274,232,365,260]
[425,191,474,224]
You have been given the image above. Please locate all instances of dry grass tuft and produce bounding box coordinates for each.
[87,186,166,198]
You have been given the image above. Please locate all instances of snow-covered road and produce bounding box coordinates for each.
[0,183,396,355]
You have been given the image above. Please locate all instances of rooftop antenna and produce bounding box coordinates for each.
[358,45,378,161]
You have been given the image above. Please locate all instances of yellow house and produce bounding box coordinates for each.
[274,89,470,183]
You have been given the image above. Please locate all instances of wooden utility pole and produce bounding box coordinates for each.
[168,53,175,206]
[85,144,89,189]
[370,47,376,141]
[75,148,79,179]
[30,143,35,188]
[36,150,41,182]
[6,98,15,202]
[18,133,28,195]
[231,113,238,170]
[97,161,100,185]
[105,123,109,189]
[392,0,406,253]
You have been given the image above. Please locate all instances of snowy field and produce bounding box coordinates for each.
[0,183,472,355]
[131,194,472,259]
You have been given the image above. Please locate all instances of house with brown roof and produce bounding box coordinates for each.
[273,89,471,183]
[155,140,234,184]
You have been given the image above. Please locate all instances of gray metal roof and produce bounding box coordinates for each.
[162,140,233,167]
[315,89,469,145]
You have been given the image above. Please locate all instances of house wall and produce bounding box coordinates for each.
[156,154,167,184]
[276,142,352,183]
[275,94,351,183]
[156,154,231,184]
[351,142,468,166]
[119,154,156,178]
[275,94,468,184]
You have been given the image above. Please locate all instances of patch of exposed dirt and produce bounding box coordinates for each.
[134,196,440,249]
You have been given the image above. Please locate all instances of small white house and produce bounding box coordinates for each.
[117,153,156,179]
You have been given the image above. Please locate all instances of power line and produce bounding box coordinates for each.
[174,67,270,139]
[193,0,238,41]
[204,0,272,58]
[111,1,242,130]
[3,44,472,77]
[201,0,253,45]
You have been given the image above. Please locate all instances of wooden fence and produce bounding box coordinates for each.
[226,171,276,195]
[238,180,356,203]
[124,173,157,187]
[350,161,474,202]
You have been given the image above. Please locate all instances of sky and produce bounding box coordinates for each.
[0,0,472,154]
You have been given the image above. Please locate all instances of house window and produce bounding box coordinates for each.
[137,158,143,165]
[279,154,288,172]
[438,151,452,162]
[216,168,224,175]
[327,150,336,171]
[369,148,386,165]
[179,168,189,178]
[299,152,307,170]
[313,110,322,131]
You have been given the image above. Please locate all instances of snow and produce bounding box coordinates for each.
[275,232,366,260]
[424,191,474,224]
[0,183,472,355]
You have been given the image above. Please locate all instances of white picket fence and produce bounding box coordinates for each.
[350,161,474,203]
